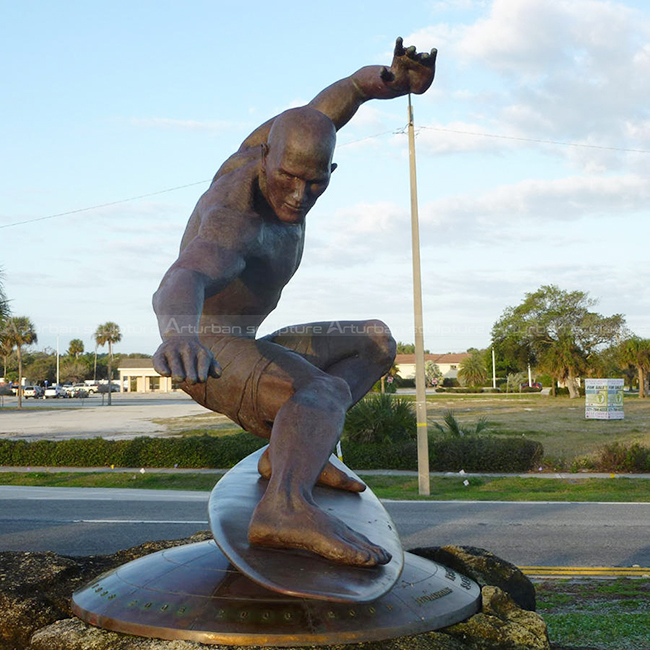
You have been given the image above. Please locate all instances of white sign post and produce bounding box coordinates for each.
[585,379,624,420]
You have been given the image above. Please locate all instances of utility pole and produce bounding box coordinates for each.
[407,93,430,496]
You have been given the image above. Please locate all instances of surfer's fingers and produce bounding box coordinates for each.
[169,354,189,384]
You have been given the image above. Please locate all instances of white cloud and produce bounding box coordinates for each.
[421,173,650,232]
[306,201,409,267]
[406,0,650,170]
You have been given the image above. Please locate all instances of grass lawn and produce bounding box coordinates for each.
[0,471,223,491]
[537,578,650,649]
[153,411,242,436]
[2,471,649,502]
[424,393,650,466]
[362,475,650,501]
[153,393,650,468]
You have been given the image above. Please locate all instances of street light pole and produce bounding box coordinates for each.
[407,93,430,496]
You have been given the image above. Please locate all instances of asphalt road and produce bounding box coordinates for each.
[1,486,648,567]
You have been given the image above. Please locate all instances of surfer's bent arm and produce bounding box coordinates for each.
[237,38,437,149]
[308,38,436,130]
[152,236,246,383]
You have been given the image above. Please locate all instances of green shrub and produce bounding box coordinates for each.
[554,387,586,397]
[595,442,650,472]
[343,393,416,444]
[340,436,543,472]
[342,441,418,470]
[394,377,415,389]
[0,429,544,474]
[0,433,265,469]
[432,410,490,437]
[430,436,543,472]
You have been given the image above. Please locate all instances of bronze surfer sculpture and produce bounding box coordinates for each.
[152,38,437,568]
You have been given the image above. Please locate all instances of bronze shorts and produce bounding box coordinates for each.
[181,335,302,438]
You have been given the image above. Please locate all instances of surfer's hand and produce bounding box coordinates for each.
[153,337,221,384]
[379,38,437,96]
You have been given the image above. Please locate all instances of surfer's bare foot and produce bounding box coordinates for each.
[248,495,391,566]
[257,448,366,492]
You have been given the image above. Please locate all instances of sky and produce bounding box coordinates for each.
[1,0,650,357]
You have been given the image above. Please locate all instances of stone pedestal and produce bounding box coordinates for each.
[0,533,550,649]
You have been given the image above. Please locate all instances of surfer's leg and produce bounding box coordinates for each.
[262,318,396,406]
[257,319,396,492]
[247,346,391,566]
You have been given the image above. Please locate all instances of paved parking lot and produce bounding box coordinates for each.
[0,392,213,440]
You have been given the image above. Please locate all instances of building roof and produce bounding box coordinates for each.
[117,357,154,369]
[395,352,471,365]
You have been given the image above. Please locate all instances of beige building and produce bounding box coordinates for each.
[118,358,173,393]
[395,352,470,380]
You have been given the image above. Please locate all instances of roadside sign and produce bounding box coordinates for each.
[585,378,624,420]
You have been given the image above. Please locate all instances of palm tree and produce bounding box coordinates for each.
[0,268,11,381]
[4,316,37,408]
[0,268,9,324]
[538,333,586,398]
[68,338,85,358]
[618,337,650,398]
[432,410,490,437]
[0,338,13,381]
[94,322,121,405]
[457,351,488,387]
[506,371,527,394]
[424,360,443,387]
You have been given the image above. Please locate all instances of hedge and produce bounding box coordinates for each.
[554,387,586,397]
[0,432,543,473]
[343,436,543,472]
[0,433,265,469]
[429,436,543,472]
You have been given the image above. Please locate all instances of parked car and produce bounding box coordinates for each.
[43,385,68,399]
[97,382,121,393]
[83,383,100,394]
[22,386,44,399]
[68,383,90,398]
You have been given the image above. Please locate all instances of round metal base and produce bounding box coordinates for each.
[72,541,481,647]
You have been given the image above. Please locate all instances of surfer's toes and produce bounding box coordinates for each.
[319,462,366,492]
[257,449,272,479]
[354,541,391,566]
[257,453,366,493]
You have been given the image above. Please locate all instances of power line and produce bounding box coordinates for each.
[417,126,650,154]
[337,129,400,147]
[2,126,647,231]
[0,180,211,230]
